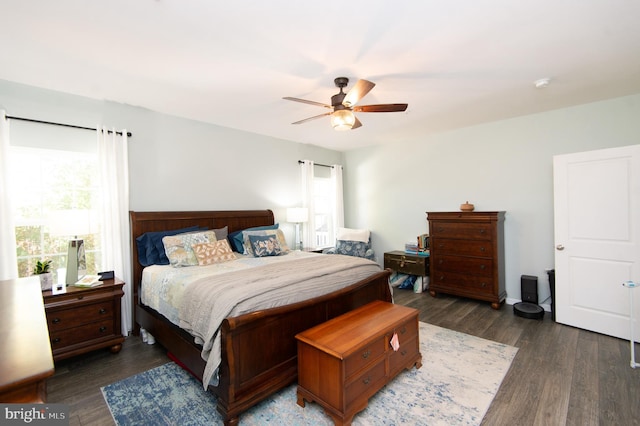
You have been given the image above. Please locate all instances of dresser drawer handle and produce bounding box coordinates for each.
[400,326,407,335]
[480,247,486,252]
[77,295,84,300]
[362,349,371,359]
[480,264,486,270]
[99,326,108,333]
[479,229,486,234]
[99,308,107,314]
[401,349,407,356]
[52,317,61,324]
[52,337,61,344]
[481,282,487,288]
[362,376,371,385]
[439,275,444,280]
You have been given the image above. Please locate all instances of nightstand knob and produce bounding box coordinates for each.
[52,318,60,324]
[99,308,107,314]
[99,326,107,333]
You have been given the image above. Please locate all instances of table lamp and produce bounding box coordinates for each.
[286,207,309,250]
[48,210,95,285]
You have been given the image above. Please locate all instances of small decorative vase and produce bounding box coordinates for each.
[460,201,475,212]
[39,272,54,291]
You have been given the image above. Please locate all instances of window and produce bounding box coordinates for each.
[9,125,102,281]
[313,176,333,247]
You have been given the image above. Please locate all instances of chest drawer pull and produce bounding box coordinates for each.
[52,317,61,324]
[99,308,107,314]
[362,375,371,385]
[52,337,61,344]
[480,264,486,270]
[362,349,371,359]
[99,326,107,333]
[400,326,407,335]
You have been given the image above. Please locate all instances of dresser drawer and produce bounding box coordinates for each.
[431,270,494,295]
[344,335,386,379]
[430,239,492,258]
[432,254,493,277]
[49,318,115,350]
[345,358,386,407]
[430,222,493,240]
[46,300,115,332]
[389,336,419,375]
[384,252,429,276]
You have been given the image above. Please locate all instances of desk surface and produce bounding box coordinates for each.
[0,276,55,401]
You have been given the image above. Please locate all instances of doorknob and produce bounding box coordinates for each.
[556,244,565,251]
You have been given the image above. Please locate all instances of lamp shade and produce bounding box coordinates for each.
[48,209,98,236]
[331,110,355,131]
[287,207,309,223]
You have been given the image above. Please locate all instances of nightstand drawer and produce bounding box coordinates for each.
[49,318,115,350]
[46,301,114,331]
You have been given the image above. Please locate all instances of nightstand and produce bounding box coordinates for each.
[42,278,125,362]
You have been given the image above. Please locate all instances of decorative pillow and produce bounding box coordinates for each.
[248,234,282,257]
[135,226,203,266]
[192,239,236,265]
[162,230,217,267]
[336,227,370,243]
[242,229,290,256]
[213,226,229,241]
[228,223,279,252]
[334,239,370,258]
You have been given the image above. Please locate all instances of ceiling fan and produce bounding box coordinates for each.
[283,77,408,131]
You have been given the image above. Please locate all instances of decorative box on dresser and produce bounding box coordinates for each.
[427,211,506,310]
[43,278,125,361]
[295,300,421,426]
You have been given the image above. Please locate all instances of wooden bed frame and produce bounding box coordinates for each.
[129,210,393,426]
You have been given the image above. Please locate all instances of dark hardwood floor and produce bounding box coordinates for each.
[47,290,640,425]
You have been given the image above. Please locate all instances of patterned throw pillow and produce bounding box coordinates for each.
[334,239,369,258]
[162,230,217,267]
[242,229,289,256]
[249,234,282,257]
[192,239,237,265]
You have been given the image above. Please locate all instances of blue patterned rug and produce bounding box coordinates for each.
[102,322,517,425]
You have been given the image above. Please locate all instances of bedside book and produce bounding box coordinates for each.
[74,275,102,287]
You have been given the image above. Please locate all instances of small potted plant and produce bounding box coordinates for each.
[33,259,54,291]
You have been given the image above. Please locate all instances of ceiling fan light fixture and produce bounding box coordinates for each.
[331,110,355,131]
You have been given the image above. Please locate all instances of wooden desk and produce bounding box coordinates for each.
[0,277,55,402]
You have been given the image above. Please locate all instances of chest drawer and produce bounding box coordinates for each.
[432,254,493,277]
[345,359,387,406]
[384,252,429,276]
[430,239,493,258]
[46,300,115,331]
[344,335,386,379]
[430,222,493,240]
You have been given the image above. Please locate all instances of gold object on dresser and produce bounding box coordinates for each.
[43,278,125,361]
[295,301,422,426]
[427,211,506,310]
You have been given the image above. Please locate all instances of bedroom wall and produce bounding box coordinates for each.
[343,93,640,307]
[0,79,342,246]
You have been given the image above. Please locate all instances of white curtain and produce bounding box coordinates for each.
[331,164,344,239]
[0,110,18,280]
[301,160,315,249]
[97,127,132,336]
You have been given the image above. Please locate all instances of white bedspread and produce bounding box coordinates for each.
[142,252,381,388]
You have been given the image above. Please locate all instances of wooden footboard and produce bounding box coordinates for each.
[130,210,392,426]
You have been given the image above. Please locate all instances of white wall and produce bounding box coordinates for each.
[0,79,343,246]
[344,94,640,306]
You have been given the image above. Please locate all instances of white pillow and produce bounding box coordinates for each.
[336,227,370,243]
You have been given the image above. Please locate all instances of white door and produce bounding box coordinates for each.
[553,144,640,341]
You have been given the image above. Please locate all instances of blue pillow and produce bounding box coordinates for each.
[227,223,279,252]
[136,226,204,266]
[249,234,282,257]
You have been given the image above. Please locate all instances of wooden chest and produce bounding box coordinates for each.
[384,250,429,277]
[427,211,506,309]
[295,300,421,425]
[43,278,125,361]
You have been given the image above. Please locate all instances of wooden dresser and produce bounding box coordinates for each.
[295,301,421,425]
[0,277,54,403]
[43,278,125,361]
[427,211,506,309]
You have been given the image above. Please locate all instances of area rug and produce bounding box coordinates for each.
[102,322,517,425]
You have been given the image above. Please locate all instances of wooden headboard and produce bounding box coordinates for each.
[129,209,275,302]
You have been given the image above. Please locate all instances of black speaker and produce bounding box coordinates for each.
[521,275,538,304]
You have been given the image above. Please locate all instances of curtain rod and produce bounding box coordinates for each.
[5,115,132,137]
[298,160,333,168]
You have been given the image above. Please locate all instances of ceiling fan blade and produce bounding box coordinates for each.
[342,79,376,107]
[291,112,332,125]
[353,103,408,113]
[283,97,332,109]
[351,116,363,130]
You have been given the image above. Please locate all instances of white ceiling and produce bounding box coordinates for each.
[1,1,639,152]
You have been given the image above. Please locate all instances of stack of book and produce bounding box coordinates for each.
[405,234,430,256]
